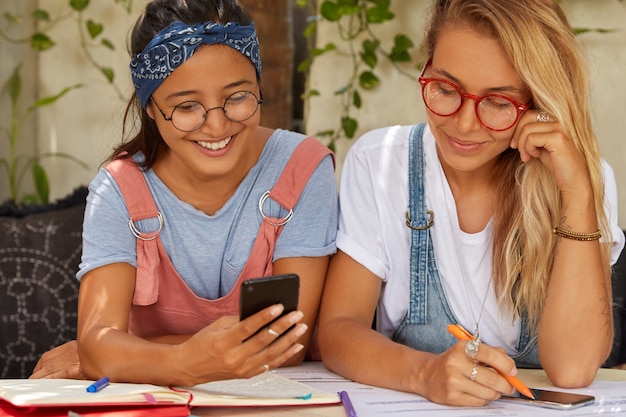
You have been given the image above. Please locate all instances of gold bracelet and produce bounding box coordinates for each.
[552,227,602,241]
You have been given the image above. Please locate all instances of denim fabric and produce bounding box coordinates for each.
[392,123,541,368]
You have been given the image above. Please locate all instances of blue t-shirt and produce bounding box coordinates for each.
[77,129,338,299]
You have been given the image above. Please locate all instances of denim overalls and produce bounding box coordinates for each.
[391,123,541,368]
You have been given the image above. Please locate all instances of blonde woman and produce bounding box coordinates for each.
[318,0,624,407]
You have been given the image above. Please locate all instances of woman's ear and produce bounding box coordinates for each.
[146,100,155,120]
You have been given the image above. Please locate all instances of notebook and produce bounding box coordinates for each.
[0,371,339,417]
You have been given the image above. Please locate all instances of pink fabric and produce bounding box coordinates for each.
[104,138,332,338]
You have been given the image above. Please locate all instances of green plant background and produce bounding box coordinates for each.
[298,0,623,152]
[1,0,625,225]
[0,0,133,206]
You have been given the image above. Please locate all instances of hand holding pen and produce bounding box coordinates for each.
[447,324,535,399]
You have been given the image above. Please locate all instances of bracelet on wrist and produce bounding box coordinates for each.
[552,227,602,241]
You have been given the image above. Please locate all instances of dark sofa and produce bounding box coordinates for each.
[0,187,87,378]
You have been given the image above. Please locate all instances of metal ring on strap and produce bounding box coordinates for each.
[258,191,293,227]
[128,212,164,241]
[405,210,434,230]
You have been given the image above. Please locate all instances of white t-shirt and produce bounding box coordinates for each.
[337,124,624,354]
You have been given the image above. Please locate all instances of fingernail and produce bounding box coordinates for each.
[293,343,304,353]
[295,323,308,337]
[289,311,304,324]
[270,304,284,316]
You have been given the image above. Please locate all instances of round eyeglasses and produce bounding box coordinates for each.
[419,61,531,131]
[151,90,263,132]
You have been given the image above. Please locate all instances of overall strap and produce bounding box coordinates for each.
[406,123,433,325]
[105,158,159,225]
[268,137,334,211]
[105,158,162,305]
[242,137,333,278]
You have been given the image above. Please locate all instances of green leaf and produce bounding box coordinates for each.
[366,6,394,24]
[4,12,22,24]
[31,32,55,51]
[87,19,104,39]
[303,21,317,38]
[113,0,133,13]
[320,1,342,21]
[360,50,377,68]
[316,129,336,137]
[299,43,336,73]
[362,39,380,53]
[312,43,336,57]
[31,9,50,21]
[100,67,115,83]
[389,34,414,62]
[7,65,22,107]
[32,84,83,108]
[295,0,310,7]
[341,116,358,138]
[301,89,320,99]
[352,90,362,108]
[70,0,90,12]
[573,27,618,36]
[359,70,380,90]
[297,57,313,73]
[101,38,115,50]
[32,163,49,204]
[320,1,360,21]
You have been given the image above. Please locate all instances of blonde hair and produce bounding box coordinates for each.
[424,0,611,329]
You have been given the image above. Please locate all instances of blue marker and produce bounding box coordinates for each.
[86,376,110,393]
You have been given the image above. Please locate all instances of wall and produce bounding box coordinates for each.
[1,1,625,226]
[0,0,295,204]
[0,0,147,203]
[305,0,626,227]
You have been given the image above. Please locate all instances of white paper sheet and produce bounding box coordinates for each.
[276,363,626,416]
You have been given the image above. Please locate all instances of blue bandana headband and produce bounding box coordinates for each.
[130,20,262,108]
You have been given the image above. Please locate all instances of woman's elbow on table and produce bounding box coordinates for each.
[544,361,602,389]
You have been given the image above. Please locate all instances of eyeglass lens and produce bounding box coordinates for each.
[421,79,520,131]
[170,90,261,132]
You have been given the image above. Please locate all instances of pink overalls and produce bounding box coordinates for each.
[104,137,332,338]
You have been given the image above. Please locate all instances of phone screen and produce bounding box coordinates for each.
[239,274,300,321]
[501,388,595,410]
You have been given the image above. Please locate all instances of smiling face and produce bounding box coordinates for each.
[426,23,531,178]
[146,44,263,184]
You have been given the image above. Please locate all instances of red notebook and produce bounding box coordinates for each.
[0,400,189,417]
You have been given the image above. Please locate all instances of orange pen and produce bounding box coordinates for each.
[447,323,535,399]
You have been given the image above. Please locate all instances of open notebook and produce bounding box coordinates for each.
[0,371,339,417]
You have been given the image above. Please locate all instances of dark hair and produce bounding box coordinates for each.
[112,0,252,168]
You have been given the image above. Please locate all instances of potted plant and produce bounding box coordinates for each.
[0,0,131,378]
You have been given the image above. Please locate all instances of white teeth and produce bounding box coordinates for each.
[197,136,232,150]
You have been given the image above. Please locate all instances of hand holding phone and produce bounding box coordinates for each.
[239,274,300,336]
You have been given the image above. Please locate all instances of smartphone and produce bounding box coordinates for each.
[239,274,300,322]
[500,388,595,410]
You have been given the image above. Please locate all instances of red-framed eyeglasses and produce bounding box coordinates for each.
[418,60,531,131]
